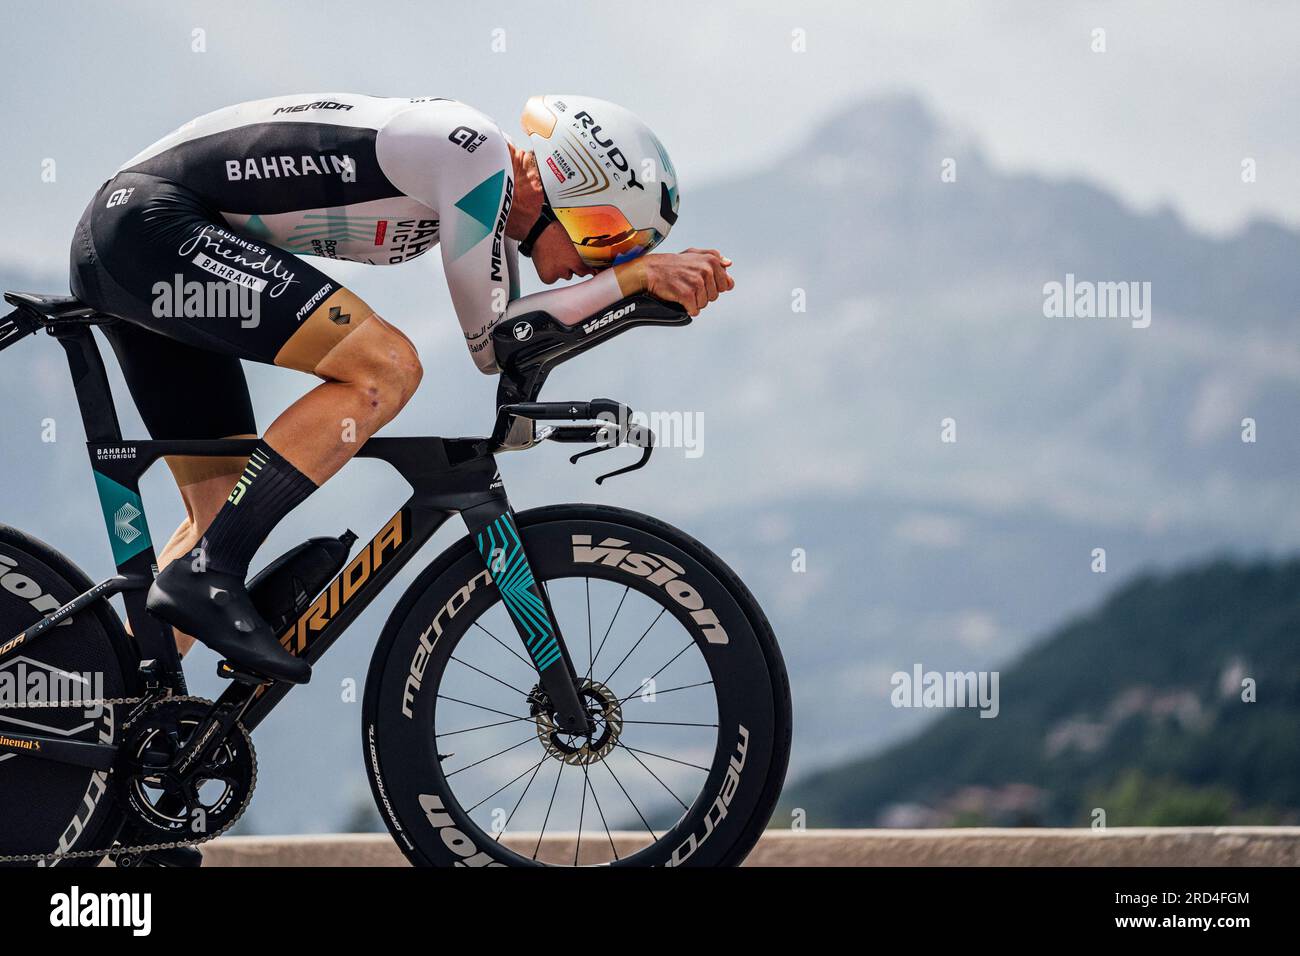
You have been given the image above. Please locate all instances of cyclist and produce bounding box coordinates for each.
[69,93,733,684]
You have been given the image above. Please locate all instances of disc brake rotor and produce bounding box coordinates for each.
[532,679,623,766]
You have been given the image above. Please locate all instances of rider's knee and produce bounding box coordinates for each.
[384,332,424,403]
[334,318,422,417]
[368,320,422,403]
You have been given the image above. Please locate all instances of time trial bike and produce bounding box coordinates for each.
[0,288,791,867]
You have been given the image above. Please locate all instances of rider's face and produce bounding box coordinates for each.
[529,222,596,284]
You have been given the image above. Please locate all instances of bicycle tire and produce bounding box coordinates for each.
[362,504,792,866]
[0,524,136,867]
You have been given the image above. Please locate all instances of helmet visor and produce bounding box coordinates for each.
[551,204,662,267]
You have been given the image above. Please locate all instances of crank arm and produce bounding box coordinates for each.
[169,696,254,779]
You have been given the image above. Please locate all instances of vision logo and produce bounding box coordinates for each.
[419,794,502,866]
[582,301,636,335]
[571,533,729,644]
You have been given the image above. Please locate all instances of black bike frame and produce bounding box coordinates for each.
[0,320,592,768]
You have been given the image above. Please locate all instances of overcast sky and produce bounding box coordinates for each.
[0,0,1296,276]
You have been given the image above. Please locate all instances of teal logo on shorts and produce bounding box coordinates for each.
[93,472,152,565]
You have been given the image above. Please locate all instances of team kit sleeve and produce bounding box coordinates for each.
[381,101,627,374]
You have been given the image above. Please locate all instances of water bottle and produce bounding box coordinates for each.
[246,531,357,633]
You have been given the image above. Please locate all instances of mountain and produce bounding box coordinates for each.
[780,555,1300,827]
[3,92,1299,833]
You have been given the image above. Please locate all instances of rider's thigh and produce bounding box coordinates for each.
[71,170,376,374]
[100,319,257,449]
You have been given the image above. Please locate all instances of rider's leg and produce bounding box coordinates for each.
[73,176,421,680]
[152,460,252,656]
[145,307,421,684]
[191,313,422,581]
[97,323,262,656]
[264,314,423,482]
[112,317,422,662]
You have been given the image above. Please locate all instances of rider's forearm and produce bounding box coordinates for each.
[504,268,630,329]
[612,258,648,296]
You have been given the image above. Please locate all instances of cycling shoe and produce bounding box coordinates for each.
[147,563,311,685]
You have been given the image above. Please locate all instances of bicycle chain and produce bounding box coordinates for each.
[0,695,257,865]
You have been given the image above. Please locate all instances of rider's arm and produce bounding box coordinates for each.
[380,102,520,373]
[502,267,638,328]
[380,101,646,374]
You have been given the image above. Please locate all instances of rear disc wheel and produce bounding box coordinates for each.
[0,525,135,866]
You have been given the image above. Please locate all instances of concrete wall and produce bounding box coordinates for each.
[200,827,1300,866]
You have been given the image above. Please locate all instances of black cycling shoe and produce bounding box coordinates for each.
[147,563,311,685]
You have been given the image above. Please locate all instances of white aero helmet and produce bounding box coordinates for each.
[521,94,679,267]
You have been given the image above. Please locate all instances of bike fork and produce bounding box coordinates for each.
[461,501,592,736]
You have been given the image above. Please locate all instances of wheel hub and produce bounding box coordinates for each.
[531,679,623,766]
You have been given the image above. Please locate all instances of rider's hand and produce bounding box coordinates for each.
[635,249,735,316]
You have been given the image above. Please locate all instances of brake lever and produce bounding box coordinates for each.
[575,423,654,484]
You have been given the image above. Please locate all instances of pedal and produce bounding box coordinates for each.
[217,660,273,686]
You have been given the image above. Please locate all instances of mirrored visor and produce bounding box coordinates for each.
[552,205,663,266]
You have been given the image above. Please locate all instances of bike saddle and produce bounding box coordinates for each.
[147,563,311,685]
[3,291,98,319]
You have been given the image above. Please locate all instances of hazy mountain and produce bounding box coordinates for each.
[779,555,1300,827]
[3,93,1297,833]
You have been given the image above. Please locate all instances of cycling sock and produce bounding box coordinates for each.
[197,441,318,578]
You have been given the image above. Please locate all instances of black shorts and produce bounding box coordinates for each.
[69,171,370,444]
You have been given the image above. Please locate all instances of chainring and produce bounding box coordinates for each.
[111,697,256,842]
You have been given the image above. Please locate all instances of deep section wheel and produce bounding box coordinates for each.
[0,525,135,867]
[363,505,792,866]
